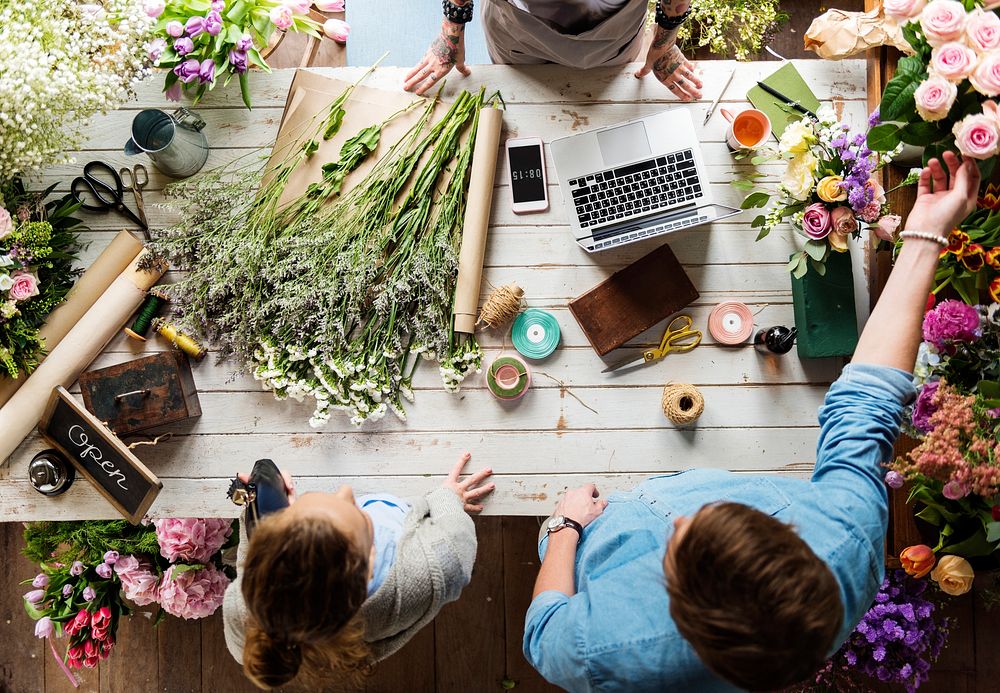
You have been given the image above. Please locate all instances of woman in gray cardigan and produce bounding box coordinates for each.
[223,453,494,689]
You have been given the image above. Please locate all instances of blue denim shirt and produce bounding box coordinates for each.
[523,364,915,692]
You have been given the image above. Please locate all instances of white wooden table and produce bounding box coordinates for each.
[0,60,871,519]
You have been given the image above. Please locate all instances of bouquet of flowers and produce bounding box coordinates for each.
[0,182,84,379]
[870,1,1000,174]
[147,0,323,109]
[741,107,905,277]
[0,1,154,179]
[672,0,789,61]
[924,185,1000,304]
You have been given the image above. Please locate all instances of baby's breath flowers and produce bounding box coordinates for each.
[0,1,154,180]
[672,0,788,61]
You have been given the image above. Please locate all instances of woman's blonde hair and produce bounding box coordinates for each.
[240,509,373,689]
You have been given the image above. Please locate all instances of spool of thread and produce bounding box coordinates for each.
[708,301,754,345]
[477,283,524,329]
[661,383,704,425]
[486,355,531,401]
[512,308,560,360]
[152,317,207,360]
[124,287,169,341]
[754,326,797,355]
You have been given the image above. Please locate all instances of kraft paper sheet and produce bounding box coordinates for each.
[0,231,144,407]
[804,8,913,60]
[0,250,166,462]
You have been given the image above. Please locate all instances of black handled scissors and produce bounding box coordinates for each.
[70,161,147,230]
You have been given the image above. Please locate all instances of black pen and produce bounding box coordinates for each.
[755,81,818,121]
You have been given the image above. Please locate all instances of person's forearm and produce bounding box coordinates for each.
[652,0,689,48]
[532,532,578,598]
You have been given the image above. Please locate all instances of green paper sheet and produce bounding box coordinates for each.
[747,63,821,140]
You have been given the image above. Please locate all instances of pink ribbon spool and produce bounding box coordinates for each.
[708,302,754,345]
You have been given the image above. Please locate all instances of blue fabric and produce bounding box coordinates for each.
[358,493,411,597]
[522,363,916,693]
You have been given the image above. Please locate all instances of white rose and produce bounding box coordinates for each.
[0,273,13,292]
[781,152,818,201]
[778,120,816,155]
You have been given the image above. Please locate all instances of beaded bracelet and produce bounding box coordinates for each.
[442,0,474,24]
[655,2,691,31]
[899,230,949,247]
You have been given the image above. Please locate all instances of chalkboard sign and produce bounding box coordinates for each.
[38,387,161,524]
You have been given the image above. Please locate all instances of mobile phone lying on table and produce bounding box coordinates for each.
[506,136,549,213]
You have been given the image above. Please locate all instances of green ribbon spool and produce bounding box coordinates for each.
[512,308,560,360]
[486,356,531,400]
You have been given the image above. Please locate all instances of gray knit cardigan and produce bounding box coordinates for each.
[222,487,478,665]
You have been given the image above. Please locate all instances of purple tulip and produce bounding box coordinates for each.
[185,15,205,37]
[32,573,49,588]
[198,58,216,84]
[95,562,113,579]
[83,585,96,601]
[23,589,45,604]
[211,0,226,10]
[69,561,85,576]
[174,59,201,84]
[62,584,73,597]
[205,10,223,36]
[103,550,119,565]
[173,37,194,55]
[884,471,904,490]
[148,37,167,63]
[228,49,249,73]
[166,20,184,37]
[165,82,183,101]
[34,617,54,639]
[236,35,253,51]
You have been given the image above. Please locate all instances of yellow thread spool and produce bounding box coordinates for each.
[152,318,206,361]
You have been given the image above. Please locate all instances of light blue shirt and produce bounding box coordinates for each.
[523,363,915,692]
[358,493,410,597]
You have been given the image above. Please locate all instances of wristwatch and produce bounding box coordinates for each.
[546,515,584,542]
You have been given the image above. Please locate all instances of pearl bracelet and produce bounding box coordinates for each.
[899,230,949,247]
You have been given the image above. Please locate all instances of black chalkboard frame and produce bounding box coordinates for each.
[38,387,162,524]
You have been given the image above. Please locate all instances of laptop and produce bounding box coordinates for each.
[550,109,741,253]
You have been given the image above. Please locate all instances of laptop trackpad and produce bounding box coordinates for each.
[597,122,651,166]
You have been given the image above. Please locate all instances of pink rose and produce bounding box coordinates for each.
[158,564,229,620]
[322,18,350,43]
[920,0,968,47]
[314,0,345,10]
[114,555,162,607]
[953,112,1000,159]
[866,178,886,207]
[829,206,858,252]
[9,272,39,301]
[931,42,977,81]
[884,0,927,22]
[965,9,1000,52]
[0,206,12,240]
[914,74,958,121]
[269,4,293,30]
[875,214,902,242]
[802,203,832,240]
[153,517,233,563]
[971,50,1000,96]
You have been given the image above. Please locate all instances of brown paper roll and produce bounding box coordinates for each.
[453,107,503,334]
[0,250,166,462]
[0,231,144,407]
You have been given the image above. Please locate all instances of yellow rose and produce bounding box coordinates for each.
[930,555,974,596]
[781,152,818,202]
[778,120,816,154]
[816,175,848,203]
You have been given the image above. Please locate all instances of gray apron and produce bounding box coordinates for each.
[482,0,648,68]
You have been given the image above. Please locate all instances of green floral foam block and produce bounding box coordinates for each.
[791,250,859,359]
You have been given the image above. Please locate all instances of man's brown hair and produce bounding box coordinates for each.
[664,502,843,691]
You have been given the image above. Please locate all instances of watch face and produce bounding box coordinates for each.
[547,515,565,531]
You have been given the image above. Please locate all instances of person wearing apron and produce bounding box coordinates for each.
[403,0,702,101]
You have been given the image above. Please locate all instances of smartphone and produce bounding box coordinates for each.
[506,137,549,213]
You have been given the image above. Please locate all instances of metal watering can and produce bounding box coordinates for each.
[124,108,209,179]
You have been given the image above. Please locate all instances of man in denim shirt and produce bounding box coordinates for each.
[524,153,981,692]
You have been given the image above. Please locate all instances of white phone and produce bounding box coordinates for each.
[506,137,549,213]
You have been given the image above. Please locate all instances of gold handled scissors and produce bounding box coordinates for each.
[602,314,703,372]
[119,164,150,241]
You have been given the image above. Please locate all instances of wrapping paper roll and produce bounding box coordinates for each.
[454,107,503,334]
[0,231,145,407]
[0,250,166,462]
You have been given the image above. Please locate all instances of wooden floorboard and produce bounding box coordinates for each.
[0,522,44,693]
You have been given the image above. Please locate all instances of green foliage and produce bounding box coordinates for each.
[908,481,1000,563]
[22,521,159,565]
[879,56,927,122]
[866,123,901,152]
[671,0,789,60]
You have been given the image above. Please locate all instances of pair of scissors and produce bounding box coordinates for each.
[70,161,148,232]
[119,164,150,241]
[602,314,703,372]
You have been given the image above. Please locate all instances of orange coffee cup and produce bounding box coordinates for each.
[720,108,771,151]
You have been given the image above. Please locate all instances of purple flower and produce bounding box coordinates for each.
[165,82,183,101]
[922,299,981,349]
[236,35,253,51]
[228,49,248,73]
[174,59,201,84]
[103,550,119,565]
[885,470,905,489]
[911,381,940,434]
[173,37,194,55]
[95,562,113,579]
[32,573,49,588]
[83,585,96,602]
[198,58,216,84]
[211,0,225,9]
[70,561,85,576]
[62,584,73,597]
[185,15,205,37]
[34,616,54,639]
[148,37,167,62]
[23,589,44,604]
[166,20,184,37]
[868,108,881,127]
[204,10,223,36]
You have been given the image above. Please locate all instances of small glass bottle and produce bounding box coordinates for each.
[754,326,797,355]
[28,449,76,496]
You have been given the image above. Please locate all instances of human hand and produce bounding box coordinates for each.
[237,470,297,504]
[554,484,608,528]
[404,20,470,96]
[635,37,702,101]
[906,152,980,236]
[442,451,495,513]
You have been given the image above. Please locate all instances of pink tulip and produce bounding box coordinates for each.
[323,18,350,43]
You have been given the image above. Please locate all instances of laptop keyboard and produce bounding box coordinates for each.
[568,149,702,229]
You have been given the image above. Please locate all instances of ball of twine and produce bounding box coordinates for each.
[661,383,704,425]
[477,283,525,329]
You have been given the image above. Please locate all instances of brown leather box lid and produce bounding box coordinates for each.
[568,243,699,356]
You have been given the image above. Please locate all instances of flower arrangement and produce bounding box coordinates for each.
[925,186,1000,304]
[0,1,154,179]
[147,0,324,109]
[21,517,236,672]
[871,1,1000,175]
[668,0,789,61]
[0,182,84,379]
[741,107,904,277]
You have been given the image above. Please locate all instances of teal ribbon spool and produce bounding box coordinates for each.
[512,308,560,360]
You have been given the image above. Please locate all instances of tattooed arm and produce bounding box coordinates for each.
[404,1,471,95]
[634,0,702,101]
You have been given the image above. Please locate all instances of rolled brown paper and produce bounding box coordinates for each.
[0,250,167,463]
[0,231,144,407]
[453,107,503,334]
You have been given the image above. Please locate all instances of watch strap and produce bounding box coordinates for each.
[548,517,584,541]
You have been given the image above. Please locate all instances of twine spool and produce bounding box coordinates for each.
[477,283,524,329]
[124,287,169,341]
[661,383,704,425]
[486,355,531,401]
[708,301,754,345]
[512,308,561,360]
[152,318,206,361]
